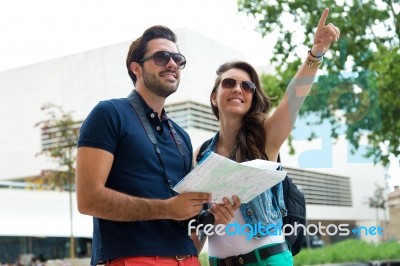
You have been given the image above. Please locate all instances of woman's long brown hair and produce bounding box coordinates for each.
[210,61,272,162]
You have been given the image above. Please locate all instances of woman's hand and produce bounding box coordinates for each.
[311,8,340,57]
[210,195,241,225]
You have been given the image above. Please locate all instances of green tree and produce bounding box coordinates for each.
[238,0,400,166]
[35,103,80,259]
[368,183,387,236]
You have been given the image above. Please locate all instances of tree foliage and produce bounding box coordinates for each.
[33,103,79,190]
[368,183,386,210]
[238,0,400,166]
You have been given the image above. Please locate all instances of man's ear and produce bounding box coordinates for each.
[130,62,141,77]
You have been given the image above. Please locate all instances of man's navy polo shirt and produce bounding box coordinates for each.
[78,95,196,265]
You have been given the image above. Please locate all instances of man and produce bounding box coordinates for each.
[76,25,238,266]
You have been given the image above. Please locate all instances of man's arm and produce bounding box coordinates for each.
[76,147,211,221]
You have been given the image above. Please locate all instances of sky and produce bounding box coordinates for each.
[1,0,399,187]
[0,0,276,72]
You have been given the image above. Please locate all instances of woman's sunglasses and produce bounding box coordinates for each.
[139,51,186,69]
[220,78,256,94]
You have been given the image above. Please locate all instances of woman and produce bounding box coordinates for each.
[195,8,340,266]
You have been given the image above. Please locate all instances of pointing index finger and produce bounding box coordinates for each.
[318,8,330,28]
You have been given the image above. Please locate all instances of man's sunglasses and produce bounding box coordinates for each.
[220,78,256,94]
[139,51,186,69]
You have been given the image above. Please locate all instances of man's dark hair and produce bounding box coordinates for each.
[126,25,177,85]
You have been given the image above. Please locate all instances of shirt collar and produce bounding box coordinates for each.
[134,90,168,121]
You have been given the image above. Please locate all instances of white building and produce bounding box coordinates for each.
[0,28,388,263]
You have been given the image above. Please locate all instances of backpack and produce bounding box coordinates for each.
[196,139,306,256]
[279,154,306,256]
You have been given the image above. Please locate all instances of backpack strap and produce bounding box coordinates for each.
[196,138,212,163]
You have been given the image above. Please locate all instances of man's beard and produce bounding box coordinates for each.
[142,69,180,98]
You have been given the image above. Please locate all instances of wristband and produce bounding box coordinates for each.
[308,50,324,59]
[305,57,323,68]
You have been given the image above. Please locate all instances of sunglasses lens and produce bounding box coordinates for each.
[172,54,186,69]
[152,51,186,69]
[221,78,237,89]
[153,51,170,66]
[242,81,256,94]
[221,78,256,94]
